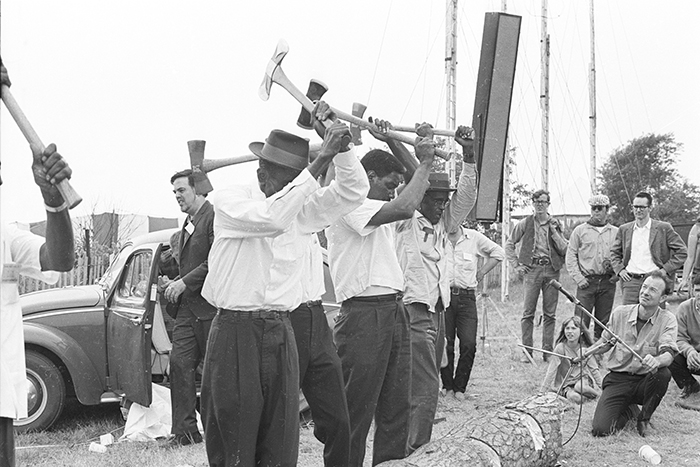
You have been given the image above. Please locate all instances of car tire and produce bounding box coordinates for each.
[14,351,66,433]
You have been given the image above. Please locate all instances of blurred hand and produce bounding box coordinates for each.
[618,269,632,282]
[516,264,531,276]
[641,354,660,373]
[415,122,434,139]
[578,278,590,289]
[455,125,475,162]
[687,350,700,371]
[319,120,352,157]
[414,136,436,164]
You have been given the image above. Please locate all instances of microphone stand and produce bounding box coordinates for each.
[548,279,645,363]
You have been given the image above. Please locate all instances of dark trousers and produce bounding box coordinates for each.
[406,300,444,454]
[201,311,299,467]
[591,369,672,436]
[291,302,350,467]
[440,289,477,393]
[0,417,14,467]
[575,275,616,339]
[333,294,411,467]
[170,309,212,437]
[620,275,644,305]
[669,353,700,389]
[522,265,560,352]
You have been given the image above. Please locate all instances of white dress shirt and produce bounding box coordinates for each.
[628,219,657,274]
[327,199,405,302]
[447,227,505,289]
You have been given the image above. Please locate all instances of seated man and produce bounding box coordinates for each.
[581,270,678,437]
[669,296,700,411]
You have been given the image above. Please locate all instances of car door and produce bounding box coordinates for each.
[105,243,163,406]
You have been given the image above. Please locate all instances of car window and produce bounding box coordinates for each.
[116,250,153,304]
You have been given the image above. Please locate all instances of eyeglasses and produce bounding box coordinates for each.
[632,205,649,210]
[591,205,607,211]
[533,200,549,205]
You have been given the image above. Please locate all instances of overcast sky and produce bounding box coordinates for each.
[1,0,699,225]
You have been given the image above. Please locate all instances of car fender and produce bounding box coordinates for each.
[23,322,103,405]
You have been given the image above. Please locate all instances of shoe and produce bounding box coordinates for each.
[676,392,700,412]
[680,380,700,399]
[637,419,649,437]
[454,391,466,401]
[161,431,203,449]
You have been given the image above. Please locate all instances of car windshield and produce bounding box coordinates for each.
[97,242,135,291]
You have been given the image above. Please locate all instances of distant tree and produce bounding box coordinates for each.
[598,133,699,225]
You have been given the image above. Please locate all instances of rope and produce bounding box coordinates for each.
[366,0,395,106]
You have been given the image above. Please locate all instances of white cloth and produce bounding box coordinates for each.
[1,224,59,419]
[628,220,657,274]
[447,227,505,289]
[327,199,404,302]
[394,164,477,311]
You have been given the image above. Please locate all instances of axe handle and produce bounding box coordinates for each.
[333,108,451,160]
[390,125,456,138]
[1,85,82,208]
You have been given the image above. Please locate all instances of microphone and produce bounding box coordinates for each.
[548,279,580,305]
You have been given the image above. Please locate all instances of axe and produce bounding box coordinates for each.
[259,40,452,160]
[187,140,214,195]
[350,102,367,146]
[188,143,325,177]
[0,82,82,208]
[296,79,328,130]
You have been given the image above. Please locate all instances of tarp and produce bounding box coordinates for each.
[119,383,203,442]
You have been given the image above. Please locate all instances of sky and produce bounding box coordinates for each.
[1,0,699,225]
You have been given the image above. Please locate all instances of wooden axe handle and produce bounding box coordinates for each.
[1,85,82,208]
[333,108,452,160]
[390,125,456,138]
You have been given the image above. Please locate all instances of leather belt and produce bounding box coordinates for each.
[300,299,323,308]
[451,287,476,295]
[627,273,646,279]
[531,257,551,266]
[346,292,403,303]
[218,309,290,319]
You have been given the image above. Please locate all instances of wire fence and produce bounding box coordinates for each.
[19,255,110,295]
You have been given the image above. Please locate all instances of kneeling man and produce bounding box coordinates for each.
[582,270,678,437]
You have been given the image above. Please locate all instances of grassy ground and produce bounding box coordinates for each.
[16,271,700,466]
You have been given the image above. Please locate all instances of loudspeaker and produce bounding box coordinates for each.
[471,12,521,221]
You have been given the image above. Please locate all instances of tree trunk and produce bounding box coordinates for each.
[378,393,565,467]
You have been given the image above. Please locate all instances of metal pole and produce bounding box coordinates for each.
[445,0,458,187]
[589,0,597,193]
[540,0,550,190]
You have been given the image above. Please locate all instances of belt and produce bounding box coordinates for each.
[451,287,476,295]
[218,309,290,319]
[585,273,612,279]
[531,257,551,266]
[297,299,323,309]
[627,272,646,279]
[345,292,403,303]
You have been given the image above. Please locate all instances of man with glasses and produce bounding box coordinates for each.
[565,194,618,339]
[506,190,568,362]
[610,191,686,305]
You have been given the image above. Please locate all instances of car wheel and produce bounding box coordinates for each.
[14,351,66,433]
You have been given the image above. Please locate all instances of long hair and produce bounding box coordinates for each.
[555,316,594,346]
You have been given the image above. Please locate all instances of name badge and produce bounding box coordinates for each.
[185,223,195,236]
[2,263,20,283]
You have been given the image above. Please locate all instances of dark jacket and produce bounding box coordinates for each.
[174,200,216,320]
[509,214,568,272]
[610,219,687,276]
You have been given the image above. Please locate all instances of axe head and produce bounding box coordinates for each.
[187,140,214,195]
[258,39,289,101]
[350,102,367,146]
[296,79,329,130]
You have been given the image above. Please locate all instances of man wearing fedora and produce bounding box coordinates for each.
[200,104,366,467]
[565,194,618,340]
[374,122,477,453]
[505,189,568,362]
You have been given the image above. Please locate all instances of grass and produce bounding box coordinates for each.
[16,271,700,466]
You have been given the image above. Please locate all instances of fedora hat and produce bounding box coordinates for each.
[249,129,309,171]
[427,172,456,192]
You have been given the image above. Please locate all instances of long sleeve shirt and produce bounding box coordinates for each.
[602,304,678,375]
[395,163,477,311]
[202,169,318,311]
[447,227,505,289]
[565,222,618,286]
[676,298,700,358]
